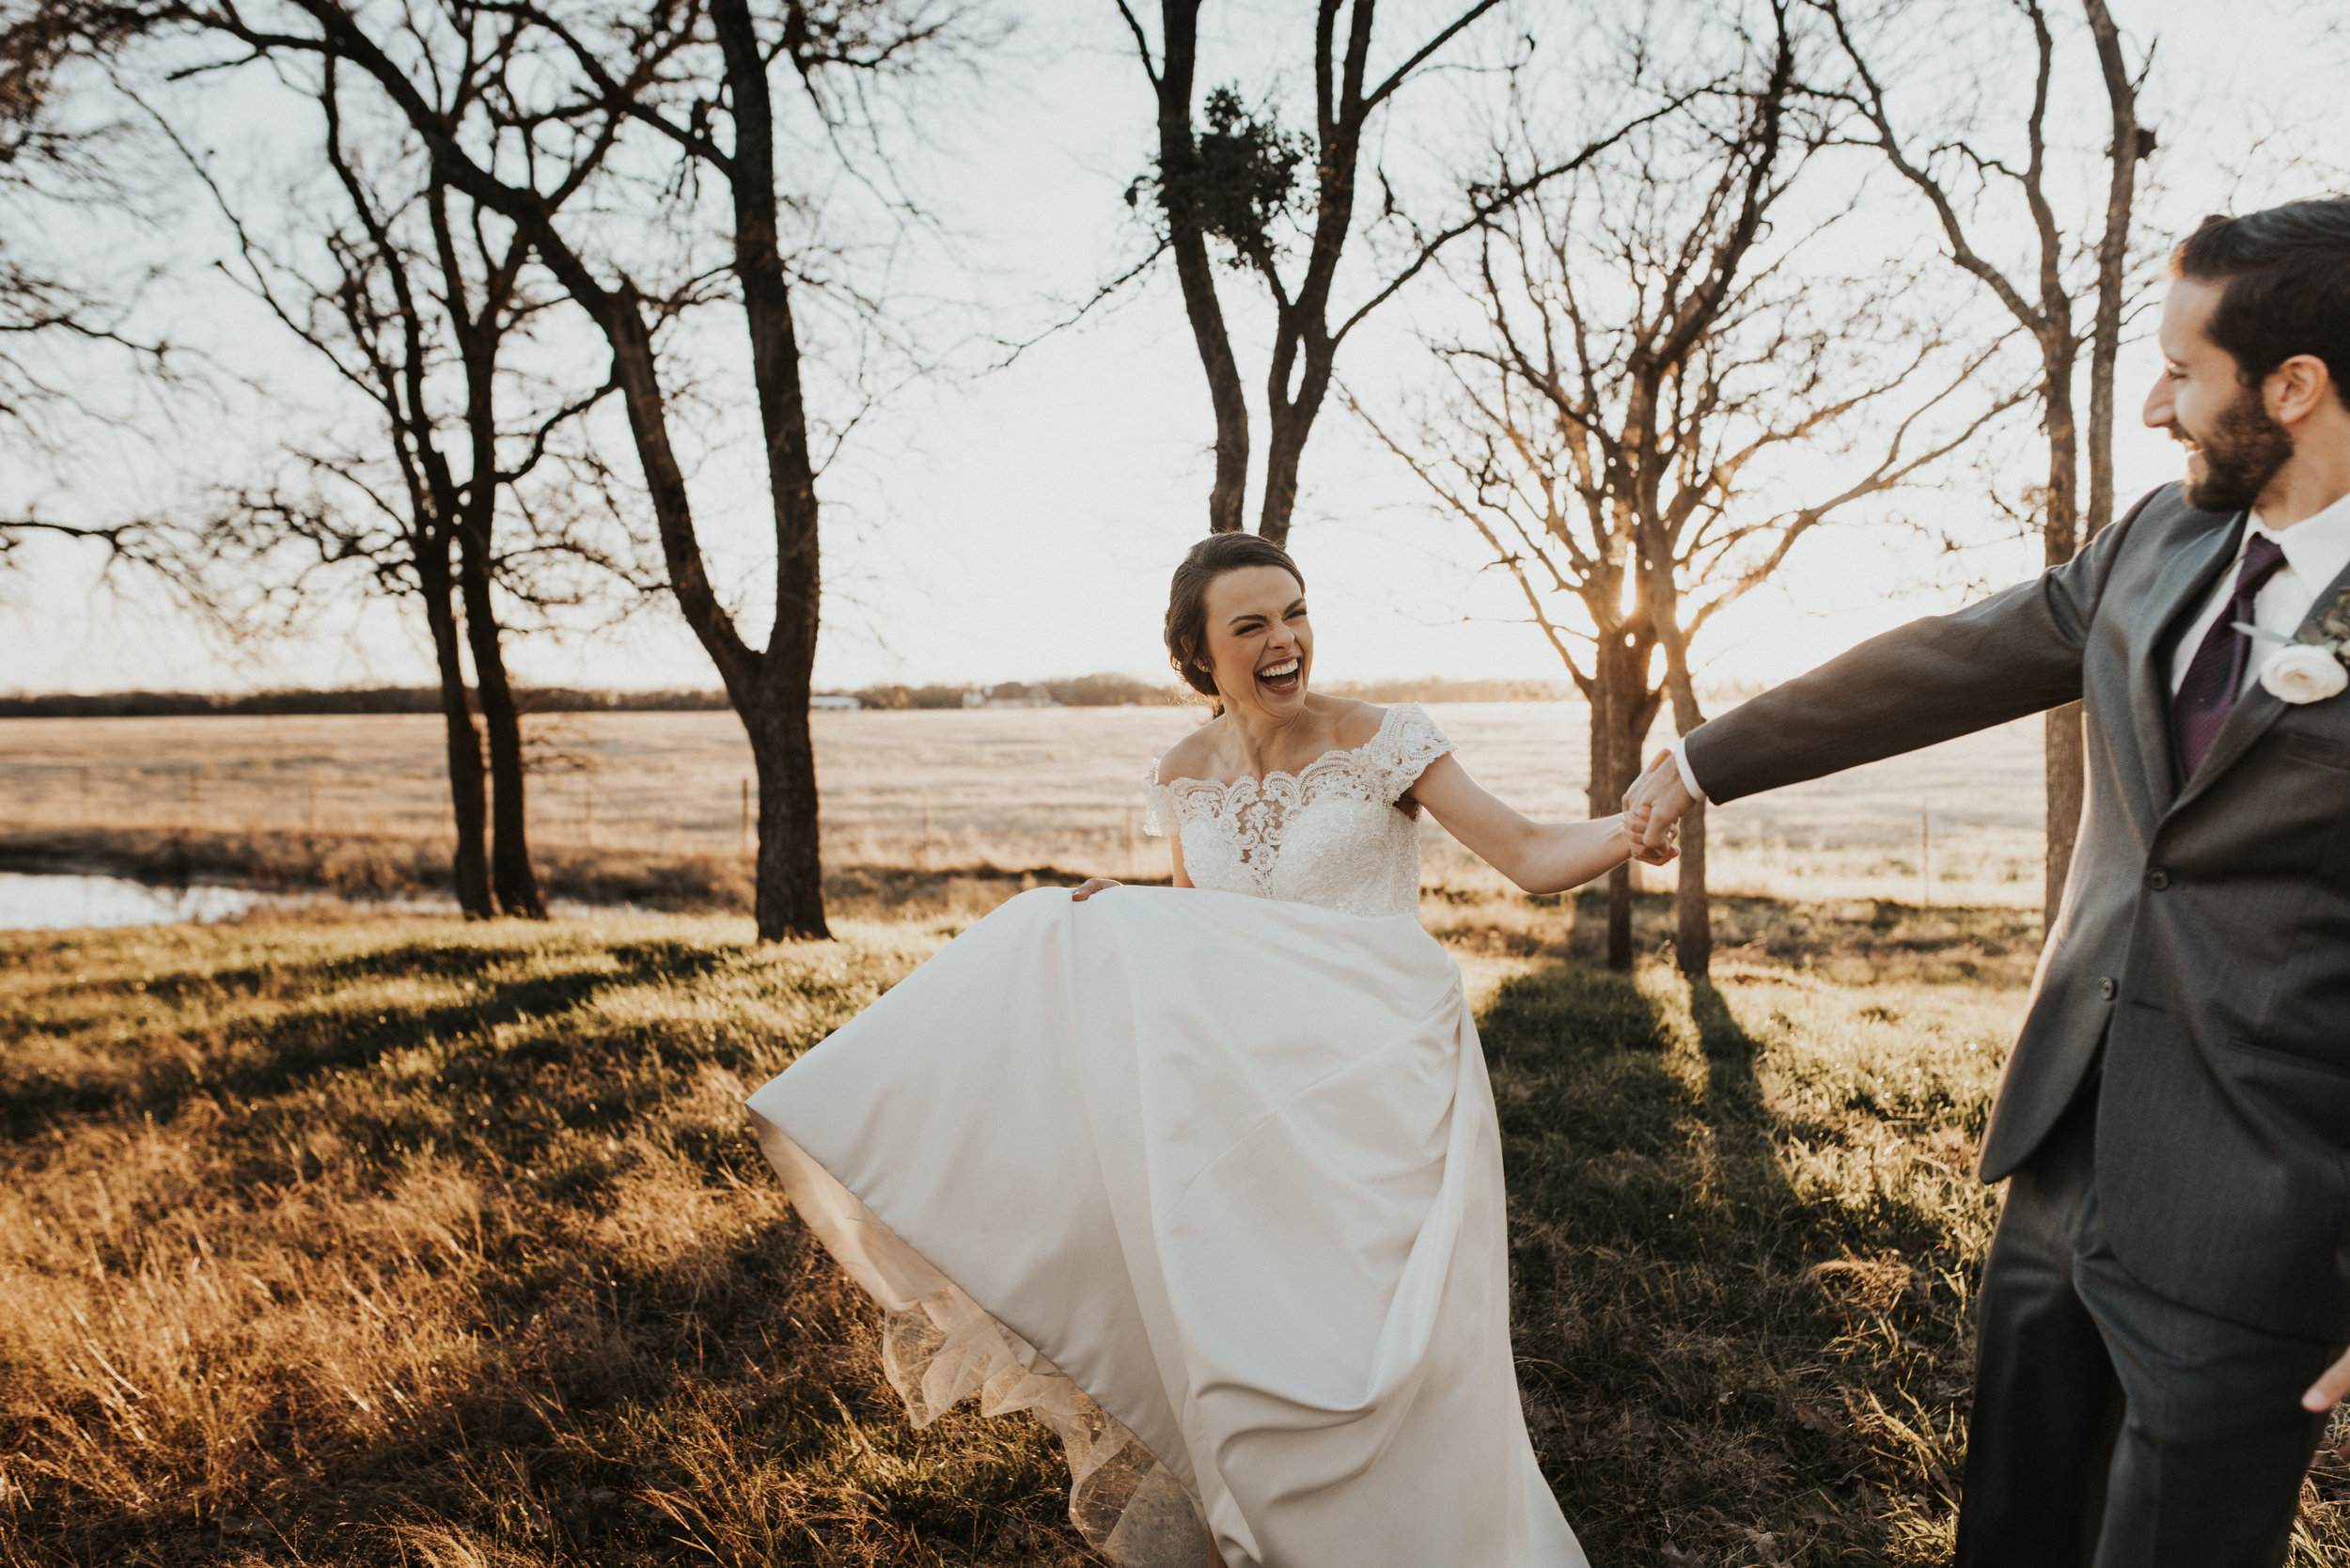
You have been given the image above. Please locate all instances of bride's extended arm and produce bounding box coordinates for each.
[1408,753,1661,895]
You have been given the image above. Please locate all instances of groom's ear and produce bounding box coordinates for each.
[2267,353,2340,429]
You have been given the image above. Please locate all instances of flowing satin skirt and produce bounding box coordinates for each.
[745,886,1585,1567]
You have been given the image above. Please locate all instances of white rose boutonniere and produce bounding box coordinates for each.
[2240,585,2350,706]
[2261,643,2350,704]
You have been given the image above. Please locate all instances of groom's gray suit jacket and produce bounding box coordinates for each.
[1685,481,2350,1341]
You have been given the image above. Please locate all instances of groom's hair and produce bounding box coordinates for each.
[2173,198,2350,408]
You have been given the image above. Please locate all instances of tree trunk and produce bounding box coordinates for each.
[596,283,822,938]
[1595,861,1628,969]
[1655,623,1710,979]
[2041,355,2082,933]
[2081,0,2141,548]
[456,519,544,918]
[2043,699,2085,929]
[1177,226,1251,534]
[1258,334,1336,549]
[714,0,831,940]
[1256,0,1366,549]
[744,698,828,938]
[2044,707,2085,933]
[417,534,493,917]
[1585,631,1655,971]
[1151,0,1249,534]
[1582,680,1629,969]
[732,660,828,939]
[1675,798,1709,979]
[1259,386,1308,548]
[2060,0,2141,946]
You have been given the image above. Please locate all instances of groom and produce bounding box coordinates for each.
[1627,197,2350,1567]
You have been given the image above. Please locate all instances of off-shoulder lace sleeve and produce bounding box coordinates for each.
[1142,763,1180,837]
[1362,703,1454,805]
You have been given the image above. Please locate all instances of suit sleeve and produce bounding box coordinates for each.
[1683,489,2160,806]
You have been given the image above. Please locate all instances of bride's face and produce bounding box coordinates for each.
[1199,565,1312,720]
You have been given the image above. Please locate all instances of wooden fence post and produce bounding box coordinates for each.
[1920,801,1932,908]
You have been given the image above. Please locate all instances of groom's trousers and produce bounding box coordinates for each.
[1954,1078,2342,1568]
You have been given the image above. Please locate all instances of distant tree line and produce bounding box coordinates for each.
[846,675,1184,710]
[0,687,733,719]
[849,676,1579,709]
[1321,678,1573,707]
[0,675,1574,718]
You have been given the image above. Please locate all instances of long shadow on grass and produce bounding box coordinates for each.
[1483,960,1889,1564]
[0,939,743,1142]
[9,938,1085,1565]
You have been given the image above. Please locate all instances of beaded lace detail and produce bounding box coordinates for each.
[1142,704,1454,918]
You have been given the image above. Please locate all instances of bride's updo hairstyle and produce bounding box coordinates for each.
[1164,533,1307,716]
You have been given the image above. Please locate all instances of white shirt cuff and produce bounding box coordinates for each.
[1668,738,1708,804]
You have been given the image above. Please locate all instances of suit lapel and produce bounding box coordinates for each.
[2171,550,2350,814]
[2128,512,2245,819]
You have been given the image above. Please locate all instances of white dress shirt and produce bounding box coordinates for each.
[2164,493,2350,697]
[1668,489,2350,803]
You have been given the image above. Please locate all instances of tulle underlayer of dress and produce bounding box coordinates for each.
[754,1118,1211,1561]
[745,885,1586,1568]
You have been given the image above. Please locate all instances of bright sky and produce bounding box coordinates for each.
[3,0,2343,698]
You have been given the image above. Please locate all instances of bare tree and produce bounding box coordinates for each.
[1818,0,2152,933]
[1359,6,2021,973]
[164,56,633,918]
[0,511,155,563]
[178,0,970,940]
[1,0,181,561]
[1110,0,1666,546]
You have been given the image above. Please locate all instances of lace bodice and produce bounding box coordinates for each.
[1143,704,1454,918]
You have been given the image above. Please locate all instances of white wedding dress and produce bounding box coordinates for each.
[745,704,1587,1566]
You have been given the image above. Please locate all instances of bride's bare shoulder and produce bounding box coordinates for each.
[1155,720,1225,785]
[1325,698,1389,749]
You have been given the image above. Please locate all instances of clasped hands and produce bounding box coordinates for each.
[1622,747,1698,868]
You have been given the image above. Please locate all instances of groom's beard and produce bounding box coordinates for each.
[2172,383,2295,513]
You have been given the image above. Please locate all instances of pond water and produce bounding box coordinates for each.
[0,871,613,931]
[0,871,301,931]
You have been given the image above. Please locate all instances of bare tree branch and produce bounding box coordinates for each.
[1362,0,2023,972]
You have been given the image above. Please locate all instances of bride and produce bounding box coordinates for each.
[746,533,1666,1566]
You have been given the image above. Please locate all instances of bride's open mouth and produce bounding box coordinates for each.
[1256,656,1302,696]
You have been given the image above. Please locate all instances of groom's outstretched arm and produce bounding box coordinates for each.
[1628,489,2160,845]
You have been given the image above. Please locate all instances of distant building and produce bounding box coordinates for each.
[809,694,862,711]
[964,682,1058,710]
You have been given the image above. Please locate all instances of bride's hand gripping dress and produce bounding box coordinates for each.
[745,704,1611,1567]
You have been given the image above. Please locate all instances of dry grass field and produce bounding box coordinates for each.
[0,703,2049,909]
[8,875,2349,1567]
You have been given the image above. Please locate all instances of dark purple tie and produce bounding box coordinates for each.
[2172,533,2288,776]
